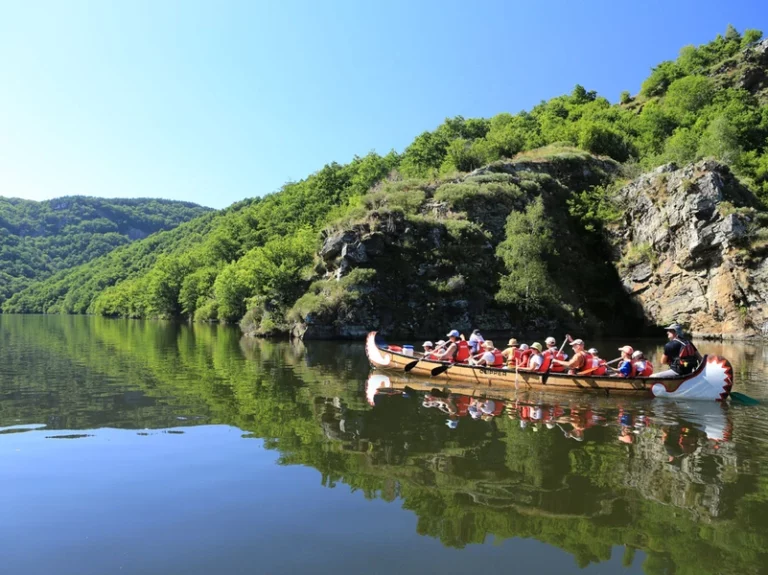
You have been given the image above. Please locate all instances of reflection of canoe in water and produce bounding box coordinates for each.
[366,372,734,442]
[366,332,734,401]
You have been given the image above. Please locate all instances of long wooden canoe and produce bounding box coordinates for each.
[365,332,733,401]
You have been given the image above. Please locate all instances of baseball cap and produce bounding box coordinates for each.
[423,341,434,348]
[570,339,584,346]
[618,345,634,354]
[632,350,643,358]
[588,348,598,355]
[545,336,556,345]
[447,329,460,337]
[664,323,682,334]
[435,340,446,347]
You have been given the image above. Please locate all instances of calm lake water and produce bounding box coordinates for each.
[2,316,768,575]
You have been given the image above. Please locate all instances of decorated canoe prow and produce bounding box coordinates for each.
[365,332,734,402]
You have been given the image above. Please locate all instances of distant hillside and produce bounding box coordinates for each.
[0,196,210,304]
[5,26,768,339]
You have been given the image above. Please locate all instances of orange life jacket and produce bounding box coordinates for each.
[634,359,653,377]
[567,350,589,374]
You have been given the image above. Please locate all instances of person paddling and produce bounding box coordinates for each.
[581,348,607,375]
[434,330,471,363]
[651,323,701,377]
[543,336,567,372]
[551,339,589,374]
[610,346,636,378]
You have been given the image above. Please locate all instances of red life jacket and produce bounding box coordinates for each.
[581,355,607,375]
[454,340,471,363]
[544,348,566,372]
[519,349,533,368]
[537,354,553,372]
[492,350,505,368]
[676,338,697,359]
[634,359,653,377]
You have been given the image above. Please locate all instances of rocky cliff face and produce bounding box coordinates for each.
[280,149,639,340]
[611,160,768,339]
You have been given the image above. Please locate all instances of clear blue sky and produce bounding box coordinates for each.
[0,0,765,209]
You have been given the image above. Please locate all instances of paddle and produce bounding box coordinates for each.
[579,357,621,376]
[730,391,760,405]
[431,345,489,377]
[404,341,448,372]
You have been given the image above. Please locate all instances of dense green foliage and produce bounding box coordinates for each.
[0,196,209,304]
[5,26,768,333]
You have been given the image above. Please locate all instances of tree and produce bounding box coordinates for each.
[698,116,743,164]
[619,91,631,105]
[725,24,741,42]
[496,197,557,312]
[641,61,683,97]
[742,29,763,48]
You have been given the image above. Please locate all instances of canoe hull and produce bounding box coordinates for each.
[365,332,733,401]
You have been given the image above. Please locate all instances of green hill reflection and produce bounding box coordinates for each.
[1,315,767,574]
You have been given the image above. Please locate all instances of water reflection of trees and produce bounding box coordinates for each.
[2,315,768,574]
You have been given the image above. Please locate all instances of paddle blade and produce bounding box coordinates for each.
[403,359,420,372]
[730,392,760,405]
[431,364,451,377]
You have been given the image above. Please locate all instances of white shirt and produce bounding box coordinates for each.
[480,351,494,364]
[528,354,543,370]
[469,333,485,353]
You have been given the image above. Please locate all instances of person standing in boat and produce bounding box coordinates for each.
[551,339,589,374]
[651,323,702,378]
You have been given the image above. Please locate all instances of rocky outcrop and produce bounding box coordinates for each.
[610,160,768,339]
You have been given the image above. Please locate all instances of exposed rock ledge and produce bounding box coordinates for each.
[611,160,768,339]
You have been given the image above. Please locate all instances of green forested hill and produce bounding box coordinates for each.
[0,196,210,304]
[5,26,768,334]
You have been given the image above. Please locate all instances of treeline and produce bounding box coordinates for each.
[0,196,209,304]
[4,26,767,328]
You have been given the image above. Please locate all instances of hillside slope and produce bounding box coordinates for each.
[0,196,210,304]
[6,26,768,338]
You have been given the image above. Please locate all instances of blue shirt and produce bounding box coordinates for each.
[618,359,633,377]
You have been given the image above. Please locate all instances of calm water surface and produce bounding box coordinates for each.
[2,316,768,575]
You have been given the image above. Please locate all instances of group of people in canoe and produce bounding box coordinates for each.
[415,323,701,378]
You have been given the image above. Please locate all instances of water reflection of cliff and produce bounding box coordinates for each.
[2,316,768,574]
